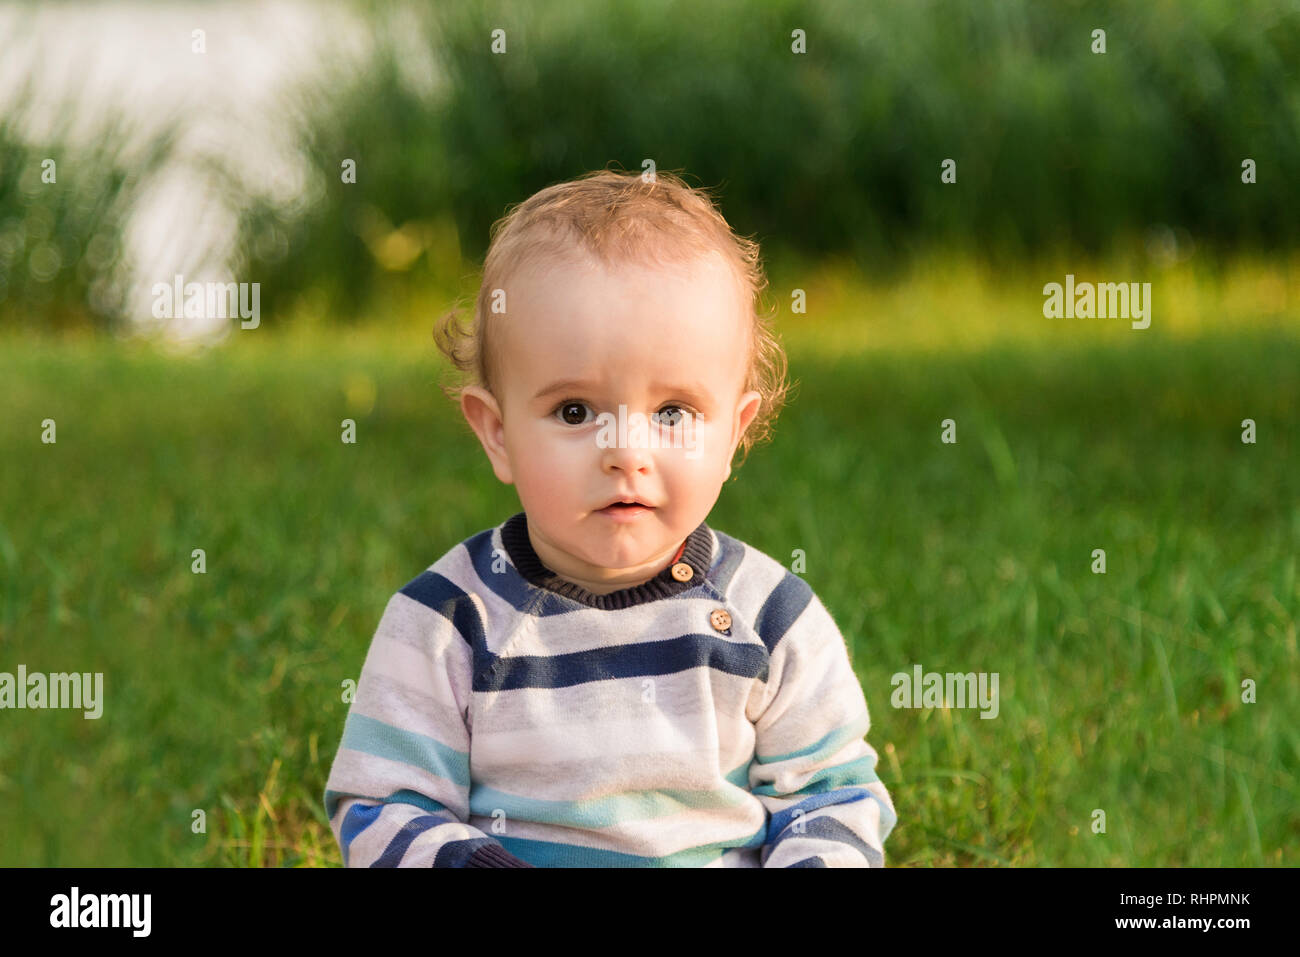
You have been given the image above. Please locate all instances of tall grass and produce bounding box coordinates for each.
[0,74,177,333]
[230,0,1300,320]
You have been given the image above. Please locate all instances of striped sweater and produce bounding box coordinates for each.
[324,511,897,867]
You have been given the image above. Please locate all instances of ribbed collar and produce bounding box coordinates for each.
[499,511,714,610]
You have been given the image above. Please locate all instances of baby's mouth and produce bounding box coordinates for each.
[597,499,655,517]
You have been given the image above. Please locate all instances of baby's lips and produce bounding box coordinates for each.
[600,496,655,509]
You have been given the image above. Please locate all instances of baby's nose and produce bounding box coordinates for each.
[601,441,653,472]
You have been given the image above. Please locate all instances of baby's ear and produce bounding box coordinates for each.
[733,390,762,445]
[460,386,514,485]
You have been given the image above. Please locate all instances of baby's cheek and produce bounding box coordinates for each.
[677,418,731,472]
[514,436,583,507]
[660,446,727,506]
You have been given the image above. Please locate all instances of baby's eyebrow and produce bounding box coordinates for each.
[532,378,597,401]
[532,379,713,406]
[648,382,713,406]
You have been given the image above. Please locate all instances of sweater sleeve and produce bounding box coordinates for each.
[324,586,534,868]
[749,586,897,868]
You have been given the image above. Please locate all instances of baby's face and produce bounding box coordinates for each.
[461,250,761,594]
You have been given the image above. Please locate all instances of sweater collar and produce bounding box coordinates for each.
[499,511,713,610]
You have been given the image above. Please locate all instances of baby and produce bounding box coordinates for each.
[323,169,897,867]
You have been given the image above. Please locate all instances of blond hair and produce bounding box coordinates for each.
[433,168,790,467]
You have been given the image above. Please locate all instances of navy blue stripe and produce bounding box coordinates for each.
[787,856,827,867]
[468,528,586,617]
[370,814,443,867]
[397,570,487,652]
[448,588,486,651]
[769,815,881,867]
[434,836,496,868]
[398,569,466,617]
[768,788,870,838]
[753,572,814,654]
[339,802,383,867]
[709,532,747,594]
[474,633,769,692]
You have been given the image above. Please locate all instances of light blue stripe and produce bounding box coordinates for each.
[496,823,767,868]
[756,712,870,764]
[751,752,880,797]
[340,712,470,787]
[724,760,751,788]
[469,781,750,827]
[326,787,453,818]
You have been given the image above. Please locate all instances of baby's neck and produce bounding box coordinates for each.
[551,552,680,594]
[528,528,687,595]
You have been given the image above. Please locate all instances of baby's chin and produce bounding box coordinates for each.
[578,542,666,576]
[569,527,676,575]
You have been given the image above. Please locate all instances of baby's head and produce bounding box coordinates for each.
[435,169,789,594]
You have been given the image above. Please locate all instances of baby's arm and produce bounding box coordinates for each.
[750,581,897,867]
[324,587,532,867]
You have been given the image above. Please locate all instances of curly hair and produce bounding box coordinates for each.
[433,167,791,468]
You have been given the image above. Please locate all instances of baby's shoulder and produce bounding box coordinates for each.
[387,522,500,613]
[707,527,821,639]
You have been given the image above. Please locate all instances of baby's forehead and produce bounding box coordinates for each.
[509,260,746,341]
[517,241,737,286]
[494,254,750,392]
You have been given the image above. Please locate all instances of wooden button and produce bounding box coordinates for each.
[671,562,694,582]
[710,609,732,632]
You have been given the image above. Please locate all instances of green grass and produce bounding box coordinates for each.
[1,257,1296,866]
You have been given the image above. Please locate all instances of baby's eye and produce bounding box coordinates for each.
[653,405,687,427]
[556,401,593,425]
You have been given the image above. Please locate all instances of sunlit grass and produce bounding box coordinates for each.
[770,248,1300,357]
[1,254,1296,866]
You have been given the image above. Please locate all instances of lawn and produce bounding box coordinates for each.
[1,255,1296,866]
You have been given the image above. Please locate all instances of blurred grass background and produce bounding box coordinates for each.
[1,0,1297,865]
